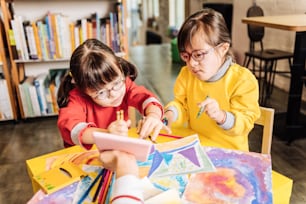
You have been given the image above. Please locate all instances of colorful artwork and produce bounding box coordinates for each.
[182,147,273,204]
[137,134,216,196]
[148,134,216,177]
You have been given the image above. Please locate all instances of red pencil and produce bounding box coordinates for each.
[158,133,183,139]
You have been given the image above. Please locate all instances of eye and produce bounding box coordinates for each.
[112,79,124,91]
[97,89,106,97]
[193,51,205,60]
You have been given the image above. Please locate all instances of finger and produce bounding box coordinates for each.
[136,119,143,133]
[126,119,131,128]
[150,127,160,141]
[162,124,172,134]
[139,118,151,139]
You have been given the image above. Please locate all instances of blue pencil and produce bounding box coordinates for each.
[77,168,104,204]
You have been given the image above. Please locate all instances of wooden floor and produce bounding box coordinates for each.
[1,44,305,203]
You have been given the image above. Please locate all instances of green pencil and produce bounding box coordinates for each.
[196,95,209,118]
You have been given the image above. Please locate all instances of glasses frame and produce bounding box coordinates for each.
[91,78,125,100]
[180,44,221,62]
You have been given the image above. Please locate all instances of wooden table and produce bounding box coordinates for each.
[242,14,306,142]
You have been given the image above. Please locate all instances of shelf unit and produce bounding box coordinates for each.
[0,14,17,121]
[0,0,128,119]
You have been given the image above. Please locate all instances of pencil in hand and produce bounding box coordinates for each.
[116,110,124,121]
[196,95,209,118]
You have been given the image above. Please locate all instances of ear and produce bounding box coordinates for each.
[219,42,230,56]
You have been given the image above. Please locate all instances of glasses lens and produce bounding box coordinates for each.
[112,80,124,91]
[96,90,107,100]
[192,50,205,61]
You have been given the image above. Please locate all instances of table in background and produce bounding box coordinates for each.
[242,14,306,143]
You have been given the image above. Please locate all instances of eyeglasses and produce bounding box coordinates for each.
[180,45,219,62]
[91,78,125,100]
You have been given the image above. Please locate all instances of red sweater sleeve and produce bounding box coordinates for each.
[125,77,163,115]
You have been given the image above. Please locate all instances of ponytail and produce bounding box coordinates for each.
[57,72,75,108]
[117,57,138,81]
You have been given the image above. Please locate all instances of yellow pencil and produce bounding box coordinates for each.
[116,111,120,121]
[120,110,124,120]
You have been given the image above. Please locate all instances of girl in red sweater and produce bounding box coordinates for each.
[57,39,169,149]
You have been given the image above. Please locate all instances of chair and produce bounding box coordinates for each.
[255,106,274,154]
[243,4,293,105]
[254,106,293,204]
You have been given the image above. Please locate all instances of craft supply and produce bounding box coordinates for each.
[116,110,124,121]
[196,95,209,118]
[98,170,114,203]
[148,136,157,144]
[93,131,153,162]
[33,162,87,194]
[158,133,183,139]
[162,117,168,126]
[92,169,107,202]
[77,168,103,204]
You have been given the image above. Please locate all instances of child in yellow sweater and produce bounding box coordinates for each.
[164,9,260,151]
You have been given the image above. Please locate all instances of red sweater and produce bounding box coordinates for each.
[57,77,162,148]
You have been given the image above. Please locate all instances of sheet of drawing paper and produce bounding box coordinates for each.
[45,150,101,170]
[27,182,78,204]
[182,147,273,204]
[147,134,215,177]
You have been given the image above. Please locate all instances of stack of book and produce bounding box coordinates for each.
[10,2,125,61]
[18,69,67,117]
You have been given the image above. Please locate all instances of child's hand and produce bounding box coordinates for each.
[99,150,138,178]
[163,111,174,127]
[198,97,226,124]
[108,119,131,136]
[137,115,171,141]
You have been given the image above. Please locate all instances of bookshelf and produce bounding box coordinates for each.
[0,0,128,119]
[0,15,17,121]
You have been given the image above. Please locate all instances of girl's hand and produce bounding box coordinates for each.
[108,119,131,136]
[137,115,171,141]
[99,150,138,178]
[163,110,174,128]
[198,97,226,124]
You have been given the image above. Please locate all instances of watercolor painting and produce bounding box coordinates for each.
[182,147,273,204]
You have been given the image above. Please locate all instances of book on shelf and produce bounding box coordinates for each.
[7,29,19,60]
[116,1,125,53]
[36,20,49,60]
[10,19,24,60]
[100,17,111,48]
[34,73,49,115]
[31,22,42,60]
[0,78,14,120]
[44,12,56,59]
[14,14,30,60]
[24,22,39,60]
[18,76,41,117]
[69,23,76,52]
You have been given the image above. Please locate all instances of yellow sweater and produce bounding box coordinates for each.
[166,63,260,151]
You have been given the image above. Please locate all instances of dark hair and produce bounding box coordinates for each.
[57,39,138,108]
[177,8,234,60]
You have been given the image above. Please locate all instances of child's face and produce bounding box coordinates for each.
[182,31,228,81]
[86,76,126,107]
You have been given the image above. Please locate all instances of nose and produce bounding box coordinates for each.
[108,89,120,99]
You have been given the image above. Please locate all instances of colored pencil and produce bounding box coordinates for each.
[77,168,103,204]
[158,133,183,139]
